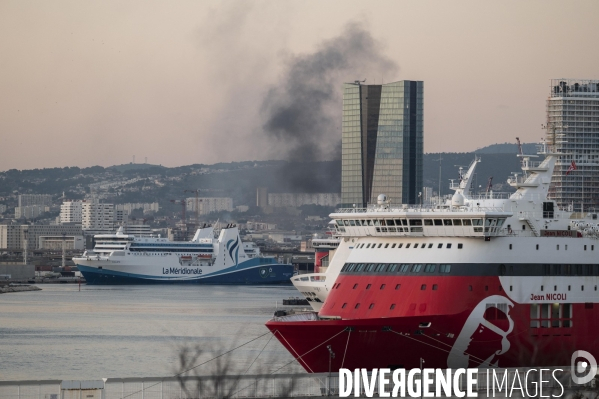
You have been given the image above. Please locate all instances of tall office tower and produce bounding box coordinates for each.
[341,80,423,207]
[547,79,599,212]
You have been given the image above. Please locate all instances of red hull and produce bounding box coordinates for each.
[266,274,599,372]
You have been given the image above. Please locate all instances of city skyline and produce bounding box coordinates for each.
[1,1,598,171]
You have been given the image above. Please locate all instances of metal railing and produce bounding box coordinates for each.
[2,367,599,399]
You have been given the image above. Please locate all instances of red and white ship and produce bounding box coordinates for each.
[267,142,599,372]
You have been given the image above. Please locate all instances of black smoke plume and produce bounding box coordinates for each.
[261,22,398,164]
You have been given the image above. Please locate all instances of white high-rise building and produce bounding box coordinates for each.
[547,79,599,211]
[60,201,83,224]
[82,203,114,234]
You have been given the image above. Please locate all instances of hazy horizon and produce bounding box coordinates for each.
[1,1,598,170]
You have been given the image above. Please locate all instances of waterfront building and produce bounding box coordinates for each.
[115,202,160,214]
[341,80,423,207]
[0,204,7,214]
[18,194,53,207]
[547,79,599,212]
[267,193,341,208]
[0,224,83,250]
[38,235,85,250]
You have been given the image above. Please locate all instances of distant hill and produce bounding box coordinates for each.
[473,142,537,155]
[107,163,166,172]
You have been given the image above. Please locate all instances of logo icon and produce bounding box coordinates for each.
[259,267,268,278]
[571,350,597,384]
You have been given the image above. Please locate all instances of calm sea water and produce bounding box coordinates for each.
[0,284,305,381]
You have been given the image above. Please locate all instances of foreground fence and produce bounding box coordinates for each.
[0,367,596,399]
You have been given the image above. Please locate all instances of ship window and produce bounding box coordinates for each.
[380,284,385,290]
[353,284,358,289]
[392,243,396,248]
[510,286,513,291]
[387,264,398,272]
[355,264,365,272]
[585,245,587,251]
[446,243,452,249]
[406,243,411,248]
[439,264,451,273]
[509,244,512,250]
[522,225,526,231]
[409,219,423,226]
[366,244,370,248]
[398,243,403,248]
[414,243,419,248]
[374,220,381,226]
[468,285,472,291]
[411,264,422,273]
[355,304,360,309]
[437,243,443,248]
[395,284,401,290]
[499,285,503,291]
[568,285,571,291]
[366,263,376,272]
[349,220,355,226]
[366,284,371,290]
[375,263,386,272]
[394,219,402,226]
[462,219,472,226]
[377,243,382,248]
[343,220,350,226]
[582,285,585,291]
[434,219,443,226]
[458,243,463,249]
[472,219,483,226]
[566,245,568,250]
[454,219,462,226]
[399,264,410,273]
[421,284,426,290]
[424,219,433,226]
[485,286,489,291]
[443,219,453,226]
[428,243,433,248]
[424,264,436,273]
[390,304,396,309]
[593,245,595,251]
[342,303,347,309]
[384,243,389,248]
[541,285,544,291]
[536,244,539,250]
[369,303,375,309]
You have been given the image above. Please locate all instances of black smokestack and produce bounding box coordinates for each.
[261,22,398,163]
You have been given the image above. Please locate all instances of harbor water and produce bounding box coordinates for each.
[0,284,304,381]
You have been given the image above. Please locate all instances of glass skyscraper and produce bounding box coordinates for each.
[547,79,599,212]
[341,80,423,207]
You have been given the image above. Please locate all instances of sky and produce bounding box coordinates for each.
[1,0,598,171]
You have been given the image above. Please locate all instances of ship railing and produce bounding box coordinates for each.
[334,205,508,214]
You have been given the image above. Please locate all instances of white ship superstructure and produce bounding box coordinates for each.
[291,143,599,309]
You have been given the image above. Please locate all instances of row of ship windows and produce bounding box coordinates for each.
[333,280,597,293]
[355,242,462,249]
[337,218,496,227]
[130,243,212,248]
[341,262,452,274]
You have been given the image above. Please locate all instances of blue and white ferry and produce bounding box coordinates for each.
[74,224,294,285]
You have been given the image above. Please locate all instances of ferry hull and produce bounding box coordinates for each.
[267,273,599,372]
[78,264,294,285]
[267,306,597,373]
